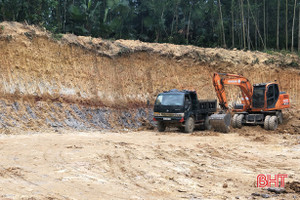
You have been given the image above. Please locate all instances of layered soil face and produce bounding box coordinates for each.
[0,21,300,131]
[0,22,299,200]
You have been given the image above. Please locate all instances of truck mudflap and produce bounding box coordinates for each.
[209,113,231,133]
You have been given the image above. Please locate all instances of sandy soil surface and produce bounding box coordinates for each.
[0,129,299,200]
[0,21,299,200]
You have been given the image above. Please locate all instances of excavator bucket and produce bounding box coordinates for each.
[209,113,231,133]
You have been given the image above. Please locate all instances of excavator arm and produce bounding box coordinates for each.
[209,72,253,133]
[212,72,253,111]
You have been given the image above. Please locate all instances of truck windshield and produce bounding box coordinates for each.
[155,94,184,106]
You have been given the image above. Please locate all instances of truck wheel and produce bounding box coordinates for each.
[236,114,244,129]
[204,115,212,130]
[184,117,195,133]
[277,111,283,124]
[269,116,278,130]
[264,115,271,130]
[232,114,239,128]
[157,122,166,132]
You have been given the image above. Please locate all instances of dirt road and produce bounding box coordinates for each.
[0,129,299,200]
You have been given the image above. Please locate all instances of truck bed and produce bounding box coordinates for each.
[198,99,217,114]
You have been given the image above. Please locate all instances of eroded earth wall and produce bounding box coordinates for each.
[1,21,300,132]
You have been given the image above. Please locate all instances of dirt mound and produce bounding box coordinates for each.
[277,106,300,134]
[286,181,300,193]
[1,21,300,132]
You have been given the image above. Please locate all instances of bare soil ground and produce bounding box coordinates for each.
[0,129,299,200]
[0,22,300,200]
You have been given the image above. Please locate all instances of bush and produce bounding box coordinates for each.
[52,33,63,41]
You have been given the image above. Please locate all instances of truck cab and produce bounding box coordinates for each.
[153,89,217,133]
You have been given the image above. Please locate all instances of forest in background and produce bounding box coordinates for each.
[1,0,300,52]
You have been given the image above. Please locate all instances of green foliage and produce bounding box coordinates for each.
[288,60,299,68]
[264,49,275,55]
[264,58,275,65]
[0,0,299,52]
[51,33,63,41]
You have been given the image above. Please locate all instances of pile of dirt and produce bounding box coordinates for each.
[1,21,300,132]
[277,106,300,134]
[286,181,300,193]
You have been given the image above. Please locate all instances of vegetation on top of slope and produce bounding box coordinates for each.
[1,21,300,70]
[1,0,300,52]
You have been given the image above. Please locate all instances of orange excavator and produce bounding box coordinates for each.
[209,73,290,133]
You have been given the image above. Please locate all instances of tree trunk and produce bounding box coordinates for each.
[255,0,258,49]
[266,2,269,45]
[298,7,300,51]
[258,4,260,48]
[291,0,297,52]
[263,0,266,49]
[175,1,179,33]
[56,0,62,32]
[171,1,179,36]
[240,0,246,49]
[218,0,226,48]
[231,0,235,48]
[155,31,160,43]
[247,0,265,49]
[63,0,67,33]
[247,1,250,50]
[186,6,192,44]
[286,0,288,50]
[277,0,280,50]
[171,6,176,36]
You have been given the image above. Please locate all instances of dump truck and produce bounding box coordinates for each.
[153,89,217,133]
[209,73,290,133]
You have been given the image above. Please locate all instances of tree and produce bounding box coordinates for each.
[263,0,266,49]
[240,0,246,49]
[247,1,250,50]
[218,0,226,48]
[277,0,280,50]
[231,0,235,48]
[0,0,298,51]
[298,6,300,51]
[286,0,288,50]
[291,0,297,52]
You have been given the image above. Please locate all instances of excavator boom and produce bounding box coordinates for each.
[209,73,253,133]
[212,73,253,110]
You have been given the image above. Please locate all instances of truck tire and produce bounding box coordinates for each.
[269,116,278,130]
[204,115,212,130]
[157,122,166,132]
[232,114,239,128]
[236,114,244,129]
[277,111,283,124]
[264,115,271,130]
[184,117,195,133]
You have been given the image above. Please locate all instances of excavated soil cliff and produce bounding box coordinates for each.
[0,21,300,133]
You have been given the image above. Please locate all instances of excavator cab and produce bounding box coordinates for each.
[266,83,280,108]
[252,83,279,109]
